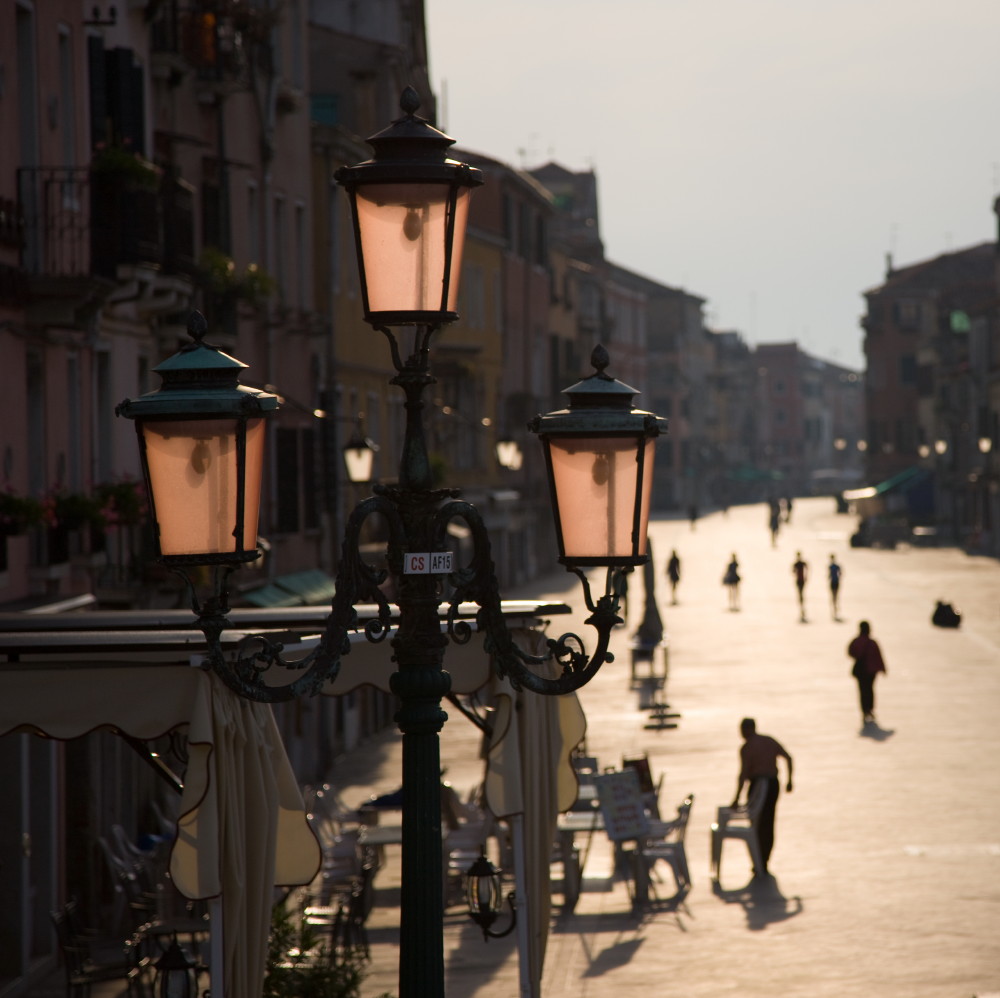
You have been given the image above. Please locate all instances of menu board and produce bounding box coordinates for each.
[594,770,650,842]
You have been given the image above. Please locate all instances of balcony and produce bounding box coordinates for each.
[17,164,196,290]
[150,1,249,85]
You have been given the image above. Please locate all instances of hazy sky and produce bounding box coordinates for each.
[425,0,1000,370]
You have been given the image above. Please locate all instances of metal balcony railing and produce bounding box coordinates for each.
[150,1,246,82]
[17,166,195,282]
[17,167,91,277]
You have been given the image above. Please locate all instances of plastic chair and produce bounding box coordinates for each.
[570,755,601,812]
[318,829,364,904]
[623,755,664,819]
[710,782,765,880]
[641,794,694,894]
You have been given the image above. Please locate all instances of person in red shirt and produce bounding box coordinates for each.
[731,718,793,876]
[848,620,886,723]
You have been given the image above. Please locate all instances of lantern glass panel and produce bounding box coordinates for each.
[343,443,374,483]
[548,436,655,561]
[355,183,471,314]
[143,418,264,557]
[467,870,499,916]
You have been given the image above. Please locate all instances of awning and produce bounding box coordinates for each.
[842,465,930,501]
[0,600,571,995]
[241,569,337,608]
[0,663,321,998]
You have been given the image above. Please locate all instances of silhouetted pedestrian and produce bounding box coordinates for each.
[828,555,842,620]
[848,620,887,724]
[792,552,808,621]
[768,501,781,547]
[723,554,741,611]
[731,718,793,877]
[666,550,681,604]
[688,504,699,530]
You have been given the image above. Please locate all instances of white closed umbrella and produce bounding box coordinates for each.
[483,628,587,996]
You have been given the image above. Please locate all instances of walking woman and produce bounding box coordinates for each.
[723,554,741,611]
[848,620,886,723]
[667,550,681,604]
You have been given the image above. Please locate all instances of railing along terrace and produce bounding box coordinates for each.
[17,166,195,281]
[17,167,91,278]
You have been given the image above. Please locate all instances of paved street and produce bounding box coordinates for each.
[38,497,998,998]
[353,497,1000,998]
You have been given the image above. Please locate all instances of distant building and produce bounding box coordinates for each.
[861,241,996,542]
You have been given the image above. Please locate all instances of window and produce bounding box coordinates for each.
[301,427,319,530]
[502,194,515,250]
[58,27,76,167]
[95,352,112,483]
[201,157,226,250]
[294,201,306,311]
[895,300,920,330]
[274,427,300,533]
[535,213,547,266]
[462,264,485,330]
[273,195,287,302]
[104,47,145,154]
[899,354,916,386]
[66,353,82,489]
[894,419,909,456]
[247,182,260,265]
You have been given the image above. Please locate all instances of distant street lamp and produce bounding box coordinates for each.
[495,436,523,471]
[342,423,378,483]
[118,88,666,998]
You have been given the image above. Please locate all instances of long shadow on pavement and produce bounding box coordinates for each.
[711,874,804,931]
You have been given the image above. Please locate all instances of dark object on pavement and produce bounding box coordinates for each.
[931,601,961,628]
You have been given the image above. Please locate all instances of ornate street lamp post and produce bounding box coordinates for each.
[118,88,666,998]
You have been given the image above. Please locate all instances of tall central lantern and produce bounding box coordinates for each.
[336,86,481,330]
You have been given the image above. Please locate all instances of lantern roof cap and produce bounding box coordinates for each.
[529,346,667,436]
[116,312,279,421]
[335,87,483,188]
[561,345,640,407]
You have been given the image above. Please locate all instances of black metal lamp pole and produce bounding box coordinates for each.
[117,89,667,998]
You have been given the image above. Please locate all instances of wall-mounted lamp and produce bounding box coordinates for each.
[465,854,516,941]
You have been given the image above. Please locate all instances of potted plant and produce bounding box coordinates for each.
[94,478,148,528]
[90,142,161,190]
[0,489,43,537]
[44,490,105,532]
[262,903,374,998]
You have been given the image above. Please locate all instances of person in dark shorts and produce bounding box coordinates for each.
[731,718,793,876]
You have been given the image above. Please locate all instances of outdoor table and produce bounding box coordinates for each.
[358,825,403,847]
